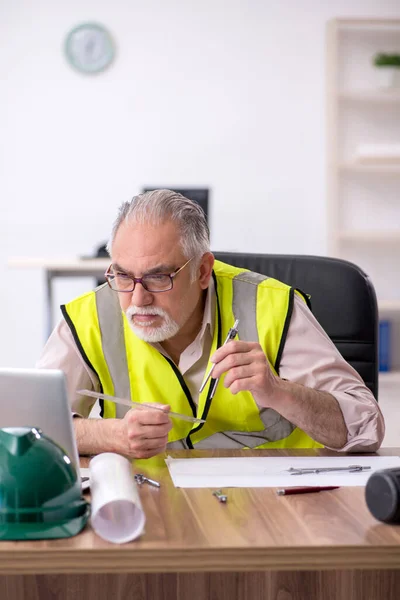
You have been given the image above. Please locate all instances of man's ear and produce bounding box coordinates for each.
[198,252,215,289]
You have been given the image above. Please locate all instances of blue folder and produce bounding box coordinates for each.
[379,320,391,372]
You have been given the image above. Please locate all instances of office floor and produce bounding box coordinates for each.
[380,385,400,447]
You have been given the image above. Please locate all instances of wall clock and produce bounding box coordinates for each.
[65,23,115,74]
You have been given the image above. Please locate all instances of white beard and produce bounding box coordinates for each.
[125,305,180,342]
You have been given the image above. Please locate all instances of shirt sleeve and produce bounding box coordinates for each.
[35,319,100,418]
[279,293,385,452]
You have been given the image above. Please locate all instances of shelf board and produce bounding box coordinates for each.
[338,230,400,242]
[337,21,400,32]
[339,91,400,103]
[379,300,400,312]
[379,371,400,384]
[339,163,400,174]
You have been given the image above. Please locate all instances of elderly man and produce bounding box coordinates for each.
[38,189,384,459]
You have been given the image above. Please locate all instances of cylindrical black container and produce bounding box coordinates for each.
[365,468,400,524]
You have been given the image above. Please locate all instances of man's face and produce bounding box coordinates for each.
[110,219,209,343]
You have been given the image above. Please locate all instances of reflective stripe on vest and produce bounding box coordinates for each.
[95,285,130,419]
[95,271,295,446]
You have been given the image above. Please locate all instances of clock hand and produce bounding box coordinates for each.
[85,38,95,58]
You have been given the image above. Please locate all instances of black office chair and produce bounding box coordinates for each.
[213,252,379,400]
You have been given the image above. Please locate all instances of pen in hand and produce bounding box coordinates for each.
[276,486,340,496]
[199,319,240,394]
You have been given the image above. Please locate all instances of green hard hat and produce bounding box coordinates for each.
[0,426,90,540]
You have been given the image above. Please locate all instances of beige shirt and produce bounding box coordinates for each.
[37,282,384,452]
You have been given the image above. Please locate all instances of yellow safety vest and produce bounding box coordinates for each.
[62,260,322,451]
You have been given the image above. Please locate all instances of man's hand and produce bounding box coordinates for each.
[210,340,348,450]
[211,340,278,407]
[120,405,173,459]
[74,404,172,459]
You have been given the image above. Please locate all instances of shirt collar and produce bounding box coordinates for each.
[198,275,215,340]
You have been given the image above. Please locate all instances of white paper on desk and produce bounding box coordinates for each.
[165,456,400,488]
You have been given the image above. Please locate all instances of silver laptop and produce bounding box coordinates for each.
[0,368,80,470]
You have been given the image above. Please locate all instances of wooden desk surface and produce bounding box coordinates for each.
[1,448,400,576]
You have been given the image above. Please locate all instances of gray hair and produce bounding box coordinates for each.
[107,190,210,276]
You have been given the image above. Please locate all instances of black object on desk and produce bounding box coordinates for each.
[365,468,400,523]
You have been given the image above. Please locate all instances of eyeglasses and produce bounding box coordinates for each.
[105,257,193,293]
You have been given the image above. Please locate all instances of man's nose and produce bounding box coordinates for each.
[130,281,153,306]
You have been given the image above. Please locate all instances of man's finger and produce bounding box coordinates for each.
[130,422,172,440]
[128,407,171,426]
[140,436,169,451]
[211,351,254,379]
[222,364,259,388]
[211,340,257,363]
[130,436,168,457]
[227,375,257,396]
[143,403,170,411]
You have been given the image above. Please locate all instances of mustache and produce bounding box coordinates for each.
[126,306,167,317]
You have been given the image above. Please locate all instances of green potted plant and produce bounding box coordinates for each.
[373,53,400,89]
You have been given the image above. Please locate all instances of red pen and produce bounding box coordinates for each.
[276,486,340,496]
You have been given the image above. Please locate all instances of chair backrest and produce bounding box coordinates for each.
[213,252,379,400]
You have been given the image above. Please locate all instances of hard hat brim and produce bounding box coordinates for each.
[0,503,90,540]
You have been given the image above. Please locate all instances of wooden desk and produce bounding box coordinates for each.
[7,257,109,337]
[1,448,400,600]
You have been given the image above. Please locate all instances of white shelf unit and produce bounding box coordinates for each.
[339,90,400,103]
[327,18,400,376]
[379,300,400,312]
[339,163,400,173]
[380,371,400,384]
[338,230,400,242]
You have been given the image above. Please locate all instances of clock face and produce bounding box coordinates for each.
[65,23,115,74]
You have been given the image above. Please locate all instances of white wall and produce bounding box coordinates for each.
[1,0,399,367]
